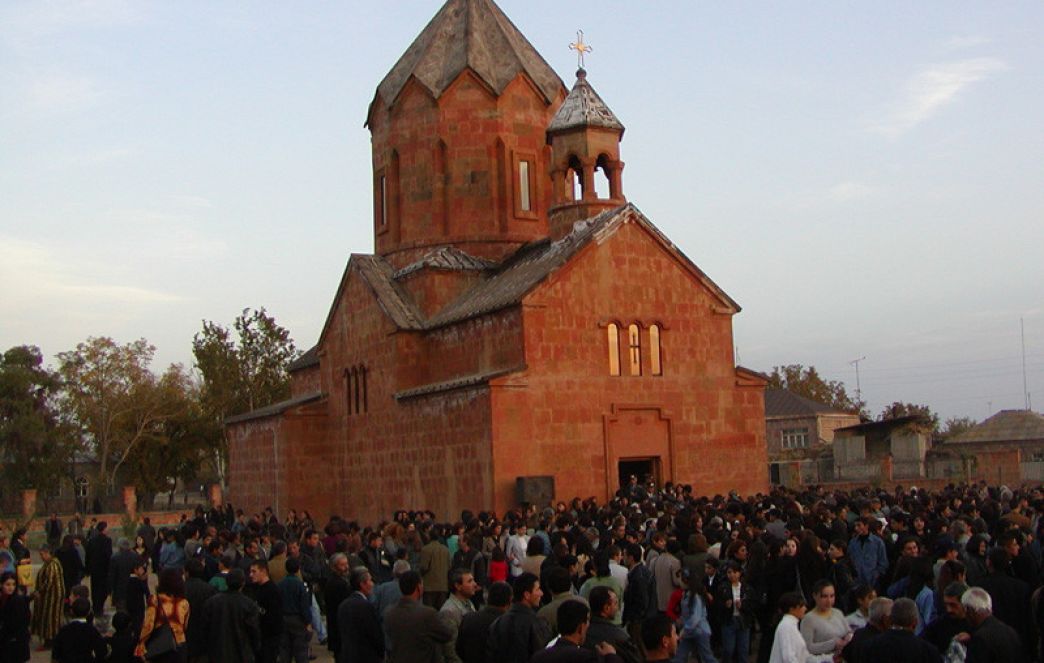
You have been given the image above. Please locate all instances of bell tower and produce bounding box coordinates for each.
[547,67,626,240]
[365,0,567,269]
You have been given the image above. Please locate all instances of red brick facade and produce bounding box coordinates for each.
[226,0,768,522]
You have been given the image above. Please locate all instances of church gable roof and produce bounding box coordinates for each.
[948,409,1044,444]
[374,0,565,110]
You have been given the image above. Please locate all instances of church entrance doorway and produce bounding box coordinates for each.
[618,457,660,490]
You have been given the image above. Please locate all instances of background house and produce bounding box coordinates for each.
[764,388,861,486]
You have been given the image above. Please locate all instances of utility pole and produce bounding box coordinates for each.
[850,356,866,404]
[1022,318,1030,410]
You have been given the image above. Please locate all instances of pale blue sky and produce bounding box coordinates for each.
[1,1,1041,423]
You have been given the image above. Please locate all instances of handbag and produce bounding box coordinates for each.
[144,600,180,660]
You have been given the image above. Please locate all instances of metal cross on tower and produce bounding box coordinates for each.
[569,29,593,69]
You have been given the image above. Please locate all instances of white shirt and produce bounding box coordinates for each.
[609,561,629,591]
[769,614,834,663]
[505,535,528,577]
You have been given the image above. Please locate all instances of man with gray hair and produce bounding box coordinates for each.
[372,559,411,623]
[324,553,352,661]
[842,597,892,663]
[960,587,1023,663]
[863,598,941,662]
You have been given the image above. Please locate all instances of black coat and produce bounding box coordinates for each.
[325,575,352,654]
[57,545,85,591]
[967,615,1025,663]
[487,603,553,663]
[124,576,150,630]
[51,619,107,663]
[184,577,217,656]
[383,597,454,663]
[458,606,504,663]
[85,533,113,579]
[531,639,626,663]
[338,591,385,663]
[866,629,941,663]
[582,618,639,663]
[0,593,30,663]
[199,590,262,663]
[840,623,885,663]
[108,550,140,604]
[978,571,1032,645]
[713,580,759,629]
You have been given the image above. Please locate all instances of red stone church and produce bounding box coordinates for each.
[226,0,769,522]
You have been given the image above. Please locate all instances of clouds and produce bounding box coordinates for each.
[873,57,1008,137]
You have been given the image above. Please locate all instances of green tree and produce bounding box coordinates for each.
[878,401,940,433]
[57,337,181,498]
[942,416,978,439]
[0,345,80,494]
[121,364,216,506]
[767,364,865,415]
[192,308,299,484]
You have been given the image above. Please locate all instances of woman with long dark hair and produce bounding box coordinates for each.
[904,555,936,635]
[135,568,190,662]
[0,571,30,663]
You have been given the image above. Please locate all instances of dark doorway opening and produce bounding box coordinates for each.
[618,457,660,490]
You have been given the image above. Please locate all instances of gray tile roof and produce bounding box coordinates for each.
[548,68,624,134]
[288,345,319,372]
[393,246,497,280]
[948,409,1044,444]
[353,255,426,330]
[373,0,565,111]
[225,392,324,425]
[394,366,521,400]
[765,388,850,418]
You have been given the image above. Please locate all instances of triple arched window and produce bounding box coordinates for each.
[606,322,663,377]
[345,365,368,415]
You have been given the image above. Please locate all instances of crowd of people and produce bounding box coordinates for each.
[2,478,1044,662]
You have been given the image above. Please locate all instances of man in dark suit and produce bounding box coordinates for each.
[108,537,139,610]
[200,569,263,663]
[863,598,941,663]
[51,597,107,662]
[383,570,454,663]
[325,553,353,662]
[531,600,624,663]
[977,548,1032,651]
[458,581,512,663]
[84,520,113,618]
[338,567,385,663]
[184,557,217,661]
[962,586,1025,663]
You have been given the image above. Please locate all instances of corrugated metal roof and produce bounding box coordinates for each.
[548,68,624,134]
[948,409,1044,444]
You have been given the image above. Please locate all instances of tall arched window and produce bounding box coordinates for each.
[649,324,662,376]
[607,323,621,376]
[628,323,642,376]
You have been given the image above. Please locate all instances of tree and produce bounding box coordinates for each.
[192,308,299,484]
[0,346,80,494]
[121,364,216,506]
[878,401,940,433]
[767,364,865,415]
[57,337,181,499]
[943,416,978,439]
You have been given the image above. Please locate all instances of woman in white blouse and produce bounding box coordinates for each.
[769,592,835,663]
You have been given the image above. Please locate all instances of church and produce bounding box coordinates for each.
[226,0,769,522]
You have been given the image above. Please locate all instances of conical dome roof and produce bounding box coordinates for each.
[375,0,565,107]
[547,68,624,134]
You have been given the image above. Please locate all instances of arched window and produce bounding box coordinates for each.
[568,154,583,200]
[607,323,621,376]
[595,154,611,199]
[75,476,89,499]
[649,324,662,376]
[628,324,642,376]
[345,368,353,414]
